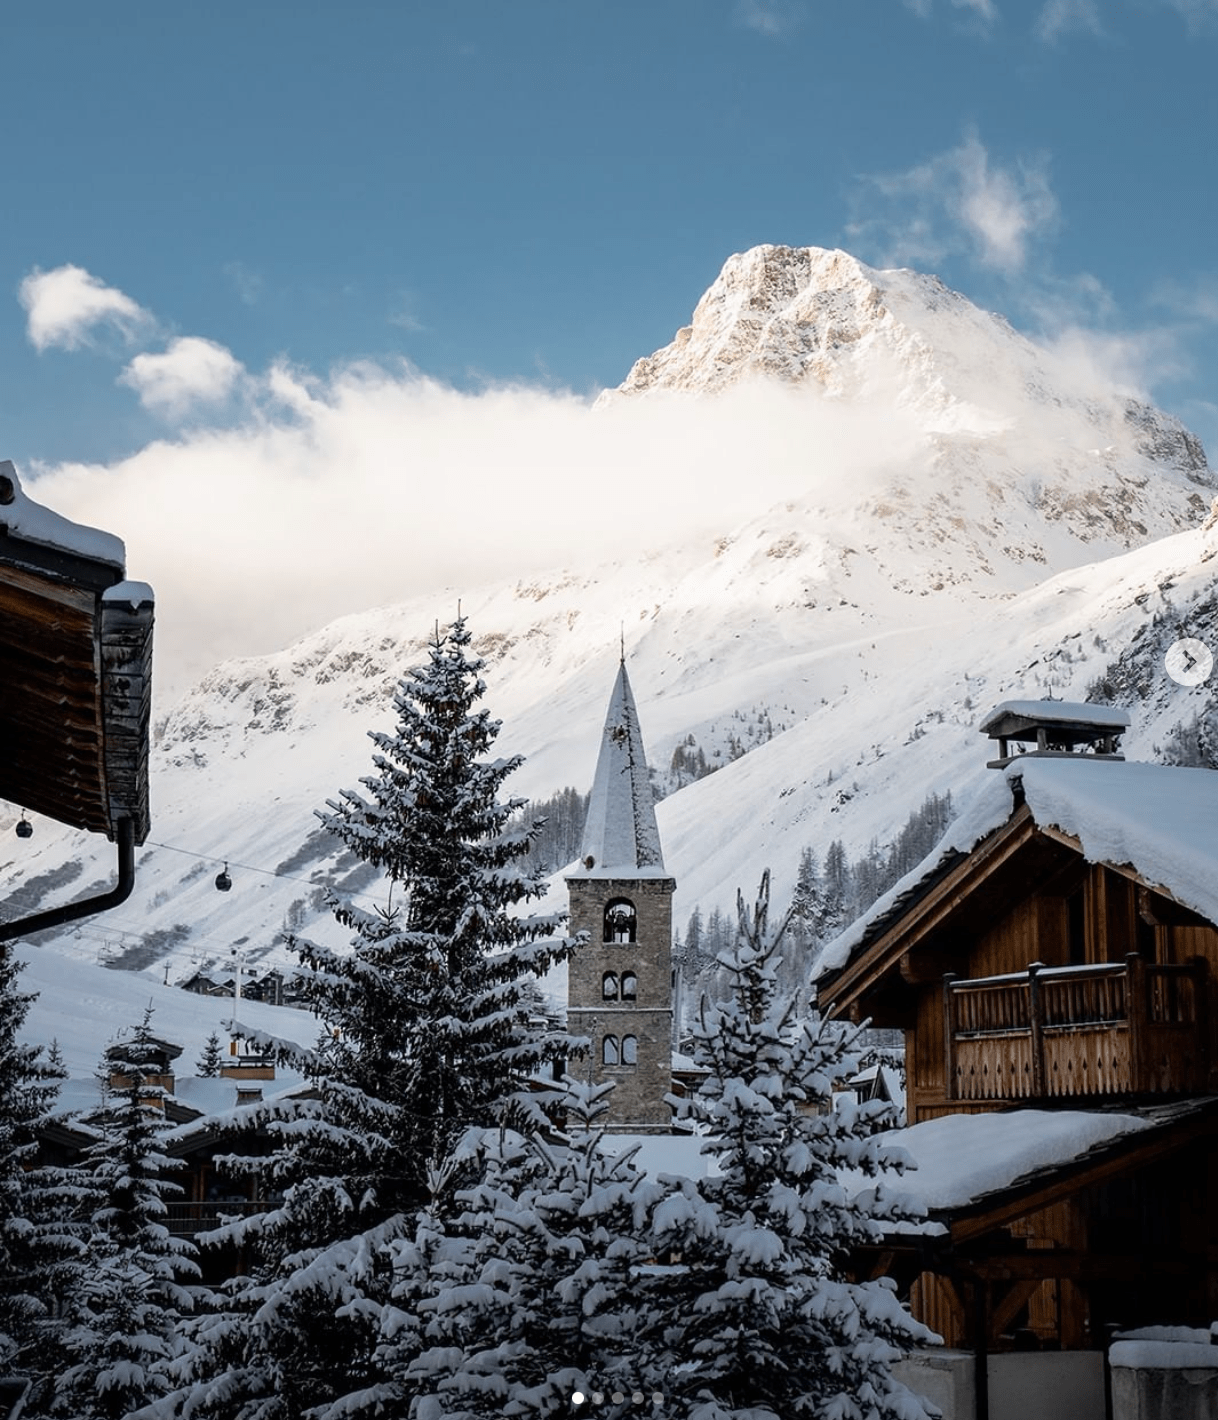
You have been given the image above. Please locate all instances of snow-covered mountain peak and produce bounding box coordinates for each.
[604,244,1211,569]
[610,244,1204,464]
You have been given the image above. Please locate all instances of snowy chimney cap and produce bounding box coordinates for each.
[981,699,1130,769]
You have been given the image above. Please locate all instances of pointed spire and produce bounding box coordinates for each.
[578,660,665,874]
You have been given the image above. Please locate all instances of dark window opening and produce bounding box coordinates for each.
[621,972,637,1001]
[602,972,618,1000]
[621,1035,638,1065]
[604,898,637,943]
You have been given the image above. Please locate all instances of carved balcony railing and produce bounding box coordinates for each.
[164,1198,270,1237]
[944,954,1208,1102]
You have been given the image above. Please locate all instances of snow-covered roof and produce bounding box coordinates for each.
[571,660,667,877]
[598,1129,719,1180]
[979,699,1132,732]
[866,1108,1151,1213]
[0,459,125,568]
[817,757,1218,980]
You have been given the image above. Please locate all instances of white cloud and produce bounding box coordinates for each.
[223,261,264,306]
[954,0,998,19]
[387,291,426,332]
[734,0,802,36]
[1159,0,1218,32]
[1034,0,1104,42]
[1152,274,1218,325]
[19,264,153,352]
[903,0,999,23]
[24,362,926,693]
[119,337,246,417]
[860,133,1058,276]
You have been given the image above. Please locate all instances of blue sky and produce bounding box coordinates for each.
[3,0,1217,683]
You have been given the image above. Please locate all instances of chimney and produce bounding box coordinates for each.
[980,699,1130,769]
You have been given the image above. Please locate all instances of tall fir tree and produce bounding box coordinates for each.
[161,614,580,1420]
[634,872,935,1420]
[0,947,87,1401]
[51,1012,199,1420]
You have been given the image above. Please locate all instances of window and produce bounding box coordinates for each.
[621,972,637,1001]
[604,898,637,943]
[602,972,619,1000]
[621,1035,638,1065]
[602,1034,619,1065]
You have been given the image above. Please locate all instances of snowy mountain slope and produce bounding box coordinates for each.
[14,939,310,1085]
[3,245,1216,1041]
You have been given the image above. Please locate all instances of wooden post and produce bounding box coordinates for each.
[971,1277,991,1420]
[1125,952,1146,1093]
[943,973,958,1102]
[1028,961,1046,1098]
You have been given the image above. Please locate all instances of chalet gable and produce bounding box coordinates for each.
[816,758,1218,1025]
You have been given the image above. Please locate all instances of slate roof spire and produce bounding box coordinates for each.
[578,657,665,874]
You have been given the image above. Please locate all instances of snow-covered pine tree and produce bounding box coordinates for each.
[391,1078,660,1418]
[635,871,935,1420]
[161,614,581,1420]
[196,1031,223,1078]
[0,948,89,1405]
[52,1012,199,1420]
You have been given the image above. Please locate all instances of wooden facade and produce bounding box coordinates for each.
[821,801,1218,1124]
[818,769,1218,1355]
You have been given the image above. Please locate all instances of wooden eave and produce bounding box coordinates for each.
[818,803,1044,1020]
[0,531,152,844]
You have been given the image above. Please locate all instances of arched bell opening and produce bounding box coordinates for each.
[603,898,637,943]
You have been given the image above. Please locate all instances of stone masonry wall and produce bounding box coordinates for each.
[567,875,675,1131]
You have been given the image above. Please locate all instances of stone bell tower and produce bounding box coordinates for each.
[566,659,674,1132]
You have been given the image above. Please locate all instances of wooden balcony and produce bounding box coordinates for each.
[945,955,1208,1102]
[164,1198,269,1237]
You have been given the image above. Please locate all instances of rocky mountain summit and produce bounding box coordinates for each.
[606,244,1212,579]
[612,246,1204,471]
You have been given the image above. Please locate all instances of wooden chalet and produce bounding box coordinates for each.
[816,701,1218,1368]
[0,459,153,941]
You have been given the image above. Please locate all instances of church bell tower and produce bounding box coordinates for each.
[566,659,674,1132]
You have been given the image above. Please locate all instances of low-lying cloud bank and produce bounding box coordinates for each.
[23,366,929,694]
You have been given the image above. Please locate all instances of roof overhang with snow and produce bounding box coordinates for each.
[0,461,153,845]
[816,758,1218,1024]
[850,1098,1218,1271]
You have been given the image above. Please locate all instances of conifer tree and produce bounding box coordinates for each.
[391,1079,660,1418]
[52,1012,199,1420]
[196,1031,223,1078]
[0,948,86,1399]
[162,614,580,1420]
[634,872,935,1420]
